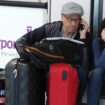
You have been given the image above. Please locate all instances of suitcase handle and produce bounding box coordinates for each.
[62,70,67,80]
[12,58,21,78]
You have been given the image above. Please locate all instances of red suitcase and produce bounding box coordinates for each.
[47,63,80,105]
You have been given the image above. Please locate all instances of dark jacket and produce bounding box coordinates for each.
[15,21,92,69]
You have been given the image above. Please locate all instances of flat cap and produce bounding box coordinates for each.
[61,2,84,16]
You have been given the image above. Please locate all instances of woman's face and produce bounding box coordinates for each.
[101,28,105,41]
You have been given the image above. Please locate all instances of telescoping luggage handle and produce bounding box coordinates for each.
[13,58,21,78]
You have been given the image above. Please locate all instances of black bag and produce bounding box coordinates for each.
[5,58,45,105]
[26,37,84,67]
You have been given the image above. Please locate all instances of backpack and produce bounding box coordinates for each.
[26,37,84,68]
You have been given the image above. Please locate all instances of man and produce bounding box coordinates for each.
[15,2,90,105]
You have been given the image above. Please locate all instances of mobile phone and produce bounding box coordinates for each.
[79,23,85,31]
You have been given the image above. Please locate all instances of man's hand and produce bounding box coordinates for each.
[79,19,89,39]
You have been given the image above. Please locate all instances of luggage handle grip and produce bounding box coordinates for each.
[62,70,67,80]
[13,58,21,78]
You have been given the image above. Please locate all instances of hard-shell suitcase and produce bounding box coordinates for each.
[5,58,45,105]
[47,63,80,105]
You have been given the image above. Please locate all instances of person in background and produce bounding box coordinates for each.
[15,2,91,105]
[87,18,105,105]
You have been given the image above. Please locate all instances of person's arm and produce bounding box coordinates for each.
[79,19,89,39]
[92,38,101,64]
[15,25,47,60]
[78,19,92,70]
[92,38,105,68]
[95,48,105,69]
[79,19,91,47]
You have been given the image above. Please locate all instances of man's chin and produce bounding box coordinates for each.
[68,30,76,34]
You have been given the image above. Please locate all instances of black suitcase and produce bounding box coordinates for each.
[5,58,45,105]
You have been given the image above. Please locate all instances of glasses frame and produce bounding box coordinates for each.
[62,14,81,23]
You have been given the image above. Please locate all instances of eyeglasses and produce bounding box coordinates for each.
[63,14,81,23]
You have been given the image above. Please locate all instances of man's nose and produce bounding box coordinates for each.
[71,21,77,26]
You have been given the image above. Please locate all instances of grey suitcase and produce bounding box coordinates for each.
[5,58,45,105]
